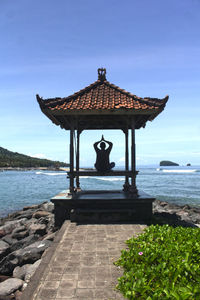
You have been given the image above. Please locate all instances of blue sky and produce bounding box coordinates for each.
[0,0,200,166]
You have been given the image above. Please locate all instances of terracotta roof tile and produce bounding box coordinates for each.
[37,78,168,113]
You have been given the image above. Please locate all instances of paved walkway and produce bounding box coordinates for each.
[23,221,147,300]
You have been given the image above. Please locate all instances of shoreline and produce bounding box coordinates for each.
[0,167,93,172]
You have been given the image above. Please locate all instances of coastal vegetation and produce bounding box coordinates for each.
[0,147,69,168]
[115,225,200,299]
[160,160,179,166]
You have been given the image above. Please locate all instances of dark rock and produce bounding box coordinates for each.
[2,236,17,246]
[9,234,39,253]
[0,219,27,236]
[0,240,10,260]
[24,259,41,282]
[15,290,22,300]
[153,200,199,227]
[33,211,51,219]
[44,215,55,233]
[182,204,191,210]
[43,231,57,241]
[0,240,52,275]
[0,278,24,297]
[0,275,10,283]
[23,204,39,211]
[14,209,37,220]
[41,202,54,213]
[29,223,46,236]
[0,230,6,238]
[12,226,26,235]
[11,230,29,240]
[13,264,31,280]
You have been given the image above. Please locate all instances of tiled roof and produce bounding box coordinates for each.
[36,69,168,129]
[37,79,168,113]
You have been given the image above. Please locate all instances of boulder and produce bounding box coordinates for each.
[10,234,39,253]
[2,236,17,246]
[33,211,51,219]
[14,290,22,300]
[41,202,54,213]
[0,275,10,283]
[24,259,41,282]
[12,226,26,235]
[43,231,57,241]
[0,240,51,275]
[23,204,39,211]
[29,223,46,236]
[0,219,27,236]
[0,240,10,260]
[0,278,23,297]
[14,209,38,220]
[11,225,29,240]
[13,264,31,280]
[0,230,6,238]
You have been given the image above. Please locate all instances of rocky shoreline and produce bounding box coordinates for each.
[0,199,200,299]
[0,202,56,299]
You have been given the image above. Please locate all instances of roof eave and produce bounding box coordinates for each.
[46,108,161,116]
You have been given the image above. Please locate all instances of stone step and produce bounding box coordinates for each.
[70,208,150,224]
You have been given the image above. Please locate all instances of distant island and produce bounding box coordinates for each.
[160,160,179,166]
[0,146,69,169]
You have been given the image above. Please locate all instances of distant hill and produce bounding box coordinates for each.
[0,147,69,168]
[160,160,179,166]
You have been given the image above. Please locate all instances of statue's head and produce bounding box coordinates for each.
[100,142,106,150]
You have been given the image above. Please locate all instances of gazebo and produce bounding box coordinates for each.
[37,68,168,226]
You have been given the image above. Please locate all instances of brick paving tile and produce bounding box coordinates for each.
[75,288,94,298]
[31,222,146,300]
[61,274,78,281]
[77,280,96,288]
[44,272,63,281]
[56,288,76,298]
[37,288,57,299]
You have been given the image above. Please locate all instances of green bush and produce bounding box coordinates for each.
[115,225,200,299]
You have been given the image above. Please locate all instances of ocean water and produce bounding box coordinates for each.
[0,166,200,218]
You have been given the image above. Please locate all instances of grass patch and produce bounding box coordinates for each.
[115,225,200,299]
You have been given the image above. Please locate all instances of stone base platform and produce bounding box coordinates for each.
[51,190,155,227]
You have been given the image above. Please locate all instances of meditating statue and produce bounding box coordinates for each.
[94,135,115,172]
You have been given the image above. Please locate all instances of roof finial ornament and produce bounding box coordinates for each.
[98,68,106,81]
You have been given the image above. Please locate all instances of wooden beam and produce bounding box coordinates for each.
[50,108,159,116]
[68,170,138,177]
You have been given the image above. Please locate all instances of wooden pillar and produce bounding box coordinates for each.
[125,129,129,173]
[69,126,74,194]
[130,118,137,195]
[123,128,130,191]
[76,130,80,190]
